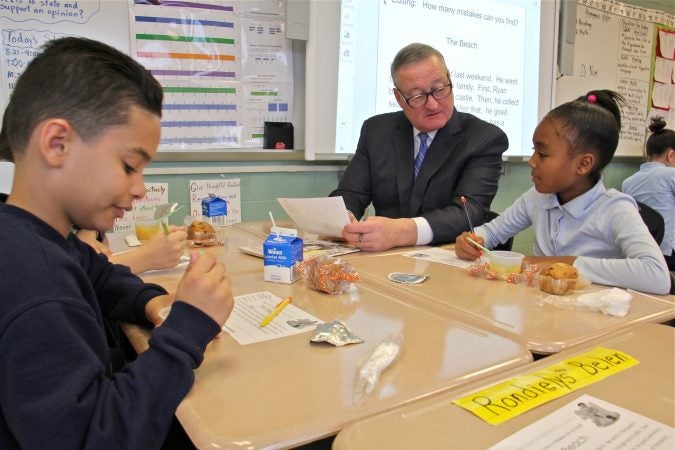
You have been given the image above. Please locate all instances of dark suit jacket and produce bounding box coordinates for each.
[330,109,508,244]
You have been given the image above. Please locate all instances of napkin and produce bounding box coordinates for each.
[575,288,633,317]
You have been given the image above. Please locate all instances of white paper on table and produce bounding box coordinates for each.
[239,238,359,260]
[277,197,351,238]
[111,252,191,274]
[401,247,473,269]
[490,394,674,449]
[223,291,323,345]
[142,256,191,274]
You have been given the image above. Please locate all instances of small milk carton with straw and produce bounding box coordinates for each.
[263,226,303,283]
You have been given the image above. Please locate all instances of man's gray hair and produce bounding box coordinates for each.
[390,43,448,85]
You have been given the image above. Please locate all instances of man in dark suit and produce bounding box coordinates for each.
[331,43,508,252]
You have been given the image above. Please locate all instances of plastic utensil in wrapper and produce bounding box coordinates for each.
[353,334,402,405]
[299,255,360,294]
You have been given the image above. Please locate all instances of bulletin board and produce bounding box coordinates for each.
[555,0,675,157]
[0,0,294,154]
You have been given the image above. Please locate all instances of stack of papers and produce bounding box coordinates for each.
[239,239,358,259]
[276,196,351,238]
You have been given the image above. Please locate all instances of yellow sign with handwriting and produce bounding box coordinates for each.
[453,347,639,425]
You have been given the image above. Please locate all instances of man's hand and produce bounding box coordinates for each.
[342,216,418,252]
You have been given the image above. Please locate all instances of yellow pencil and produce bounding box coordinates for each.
[259,296,293,327]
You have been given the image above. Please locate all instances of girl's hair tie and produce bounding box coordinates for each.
[587,94,597,103]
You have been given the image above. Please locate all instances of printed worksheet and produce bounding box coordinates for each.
[491,394,674,449]
[223,291,322,345]
[401,247,473,269]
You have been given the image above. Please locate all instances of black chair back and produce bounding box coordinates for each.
[636,201,665,245]
[481,210,514,251]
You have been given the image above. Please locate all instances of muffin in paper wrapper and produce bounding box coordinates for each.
[299,255,360,294]
[468,260,540,286]
[186,221,224,248]
[538,274,591,295]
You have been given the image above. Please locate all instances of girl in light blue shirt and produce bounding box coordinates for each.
[622,116,675,270]
[455,90,671,295]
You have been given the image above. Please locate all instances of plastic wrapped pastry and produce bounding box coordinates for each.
[299,255,360,294]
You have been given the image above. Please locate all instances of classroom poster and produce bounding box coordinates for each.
[649,25,675,130]
[111,182,169,234]
[129,0,293,150]
[1,0,294,151]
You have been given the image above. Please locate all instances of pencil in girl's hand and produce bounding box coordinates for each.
[460,195,475,234]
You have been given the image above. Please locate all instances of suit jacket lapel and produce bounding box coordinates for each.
[408,110,462,216]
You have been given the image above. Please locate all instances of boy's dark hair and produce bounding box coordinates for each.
[645,116,675,158]
[3,37,163,156]
[545,89,625,184]
[0,114,11,162]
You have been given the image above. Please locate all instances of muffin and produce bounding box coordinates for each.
[187,221,216,246]
[539,262,579,295]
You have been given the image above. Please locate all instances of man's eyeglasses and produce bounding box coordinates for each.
[395,82,453,108]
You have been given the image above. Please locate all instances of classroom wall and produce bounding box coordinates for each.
[146,0,674,252]
[147,159,640,256]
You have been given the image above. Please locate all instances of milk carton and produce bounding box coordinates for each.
[263,227,303,283]
[201,194,227,228]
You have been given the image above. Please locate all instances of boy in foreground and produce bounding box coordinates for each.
[0,37,233,449]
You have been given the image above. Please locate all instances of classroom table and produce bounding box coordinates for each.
[342,250,675,354]
[332,323,675,450]
[121,227,533,449]
[107,222,270,277]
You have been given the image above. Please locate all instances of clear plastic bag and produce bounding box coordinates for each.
[299,255,360,294]
[353,334,402,405]
[537,287,633,317]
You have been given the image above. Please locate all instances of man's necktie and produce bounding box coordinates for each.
[414,132,428,179]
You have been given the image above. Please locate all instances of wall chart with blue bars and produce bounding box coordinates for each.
[0,0,294,152]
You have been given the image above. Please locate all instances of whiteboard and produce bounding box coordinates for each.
[555,0,675,157]
[305,0,558,159]
[0,0,131,94]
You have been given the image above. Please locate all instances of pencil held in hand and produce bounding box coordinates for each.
[460,195,475,234]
